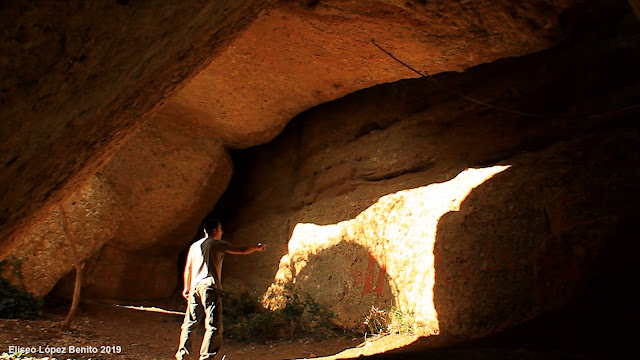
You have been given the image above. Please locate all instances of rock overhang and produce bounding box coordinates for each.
[2,0,637,335]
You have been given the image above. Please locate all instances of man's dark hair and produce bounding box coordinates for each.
[203,219,221,234]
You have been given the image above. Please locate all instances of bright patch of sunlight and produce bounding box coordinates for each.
[263,165,510,338]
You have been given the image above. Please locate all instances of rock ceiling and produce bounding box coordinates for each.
[0,0,574,265]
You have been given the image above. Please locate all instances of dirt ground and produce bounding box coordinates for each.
[0,300,417,360]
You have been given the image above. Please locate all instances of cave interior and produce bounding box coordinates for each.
[1,0,640,359]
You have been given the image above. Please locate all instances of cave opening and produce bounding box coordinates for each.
[1,1,639,359]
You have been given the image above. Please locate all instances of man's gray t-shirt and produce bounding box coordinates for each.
[186,237,230,292]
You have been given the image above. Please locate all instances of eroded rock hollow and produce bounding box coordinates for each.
[2,0,639,357]
[219,23,640,347]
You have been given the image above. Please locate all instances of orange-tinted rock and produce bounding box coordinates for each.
[3,114,233,299]
[2,0,584,299]
[0,175,121,297]
[62,245,178,301]
[101,115,232,254]
[0,0,266,259]
[221,26,640,334]
[164,0,573,149]
[432,130,640,338]
[262,166,509,330]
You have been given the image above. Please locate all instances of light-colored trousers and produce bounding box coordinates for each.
[176,279,222,360]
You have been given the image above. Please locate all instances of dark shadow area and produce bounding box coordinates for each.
[427,116,640,358]
[347,118,640,358]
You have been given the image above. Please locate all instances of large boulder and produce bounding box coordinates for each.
[0,0,266,259]
[0,175,120,297]
[2,114,233,299]
[433,127,640,338]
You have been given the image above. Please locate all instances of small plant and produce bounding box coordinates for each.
[363,306,389,335]
[1,349,43,359]
[1,351,25,359]
[363,305,417,337]
[0,278,43,319]
[223,290,342,342]
[387,306,416,335]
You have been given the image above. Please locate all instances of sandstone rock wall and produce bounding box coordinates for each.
[220,24,640,336]
[0,0,266,259]
[1,115,233,299]
[433,126,640,339]
[165,0,574,149]
[1,0,589,300]
[0,175,121,297]
[260,166,509,331]
[74,116,234,300]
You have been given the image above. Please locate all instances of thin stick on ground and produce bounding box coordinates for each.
[60,204,85,331]
[114,304,186,316]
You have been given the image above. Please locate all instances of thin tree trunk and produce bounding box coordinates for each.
[60,204,84,331]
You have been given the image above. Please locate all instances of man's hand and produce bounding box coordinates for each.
[226,243,267,254]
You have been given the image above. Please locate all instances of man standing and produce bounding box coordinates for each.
[176,220,266,360]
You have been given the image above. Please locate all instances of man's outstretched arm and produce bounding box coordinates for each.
[225,243,266,255]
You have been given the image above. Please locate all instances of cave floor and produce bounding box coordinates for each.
[2,300,631,360]
[0,301,416,360]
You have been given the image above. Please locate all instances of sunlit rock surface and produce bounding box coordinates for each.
[263,166,508,331]
[432,128,640,339]
[0,2,637,358]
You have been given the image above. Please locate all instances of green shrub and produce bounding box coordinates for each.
[223,291,343,342]
[387,306,416,335]
[0,278,43,319]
